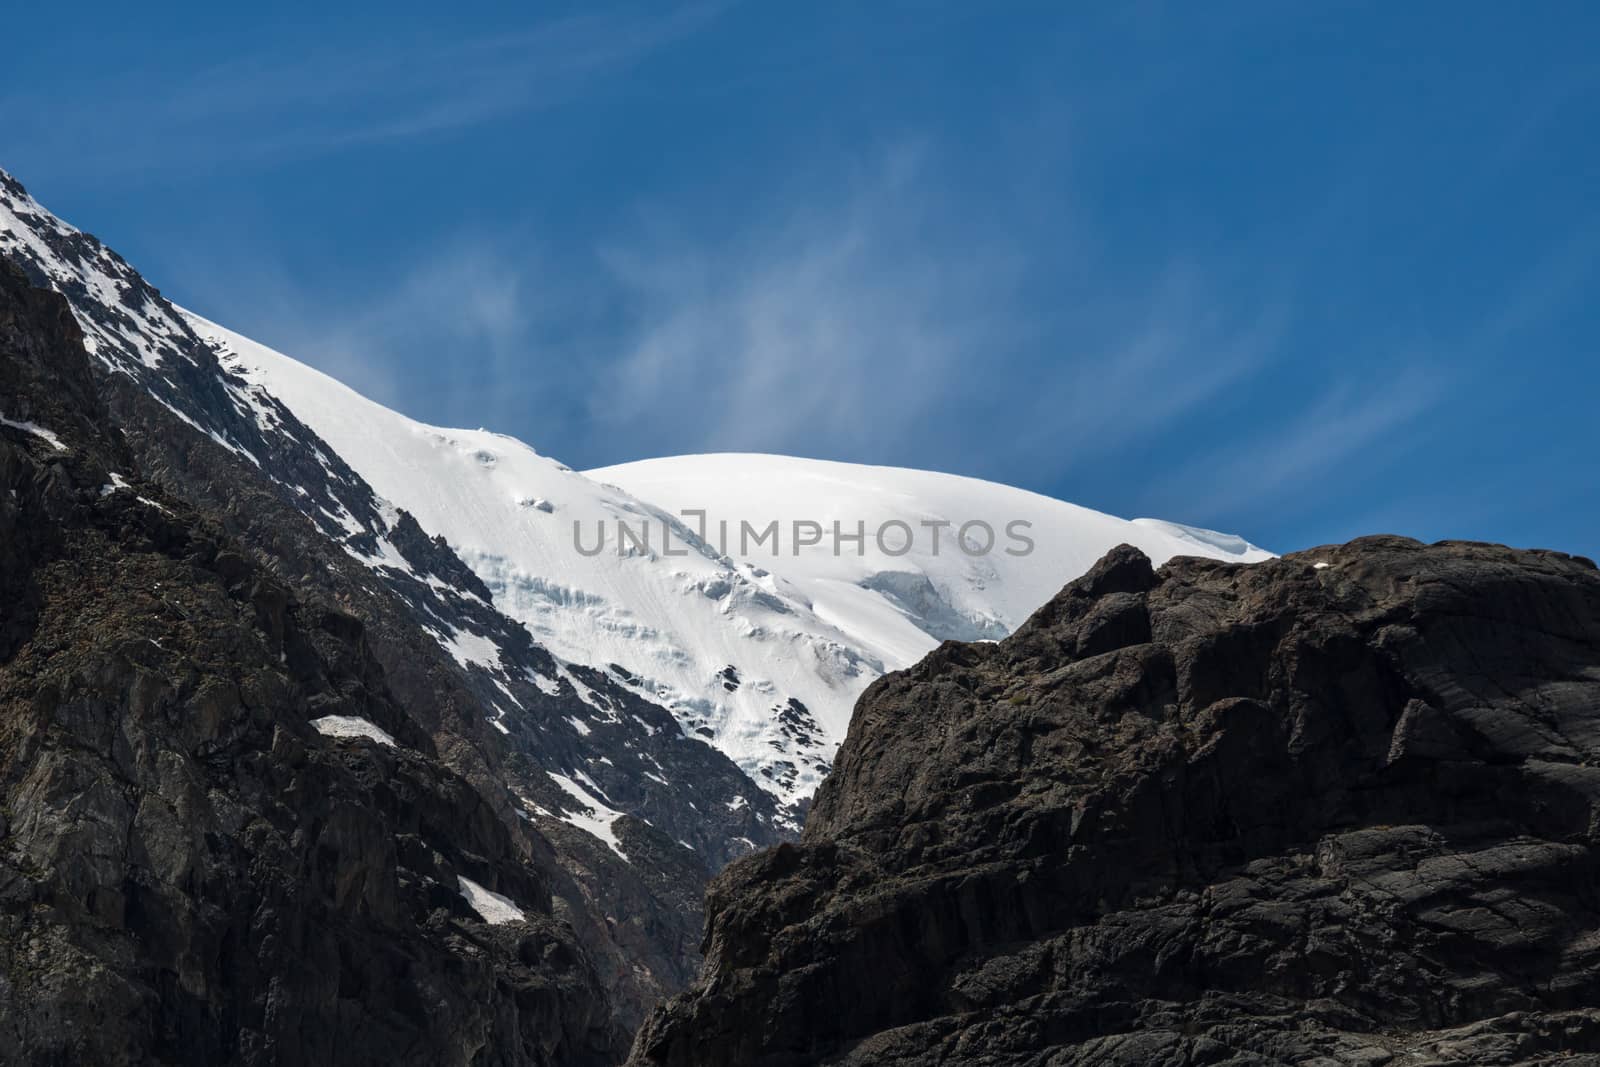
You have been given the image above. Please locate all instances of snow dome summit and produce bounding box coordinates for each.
[573,512,1036,559]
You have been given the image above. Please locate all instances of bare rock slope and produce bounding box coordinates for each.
[0,259,626,1064]
[1,164,784,1041]
[632,537,1600,1066]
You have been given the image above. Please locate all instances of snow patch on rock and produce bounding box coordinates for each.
[311,715,397,747]
[456,876,524,924]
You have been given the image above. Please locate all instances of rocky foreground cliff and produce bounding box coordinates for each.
[631,538,1600,1065]
[0,259,633,1063]
[1,165,803,1048]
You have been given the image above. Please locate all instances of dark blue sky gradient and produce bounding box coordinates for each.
[3,2,1595,556]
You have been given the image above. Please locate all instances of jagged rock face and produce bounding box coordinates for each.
[0,261,627,1065]
[3,168,789,1035]
[631,538,1600,1066]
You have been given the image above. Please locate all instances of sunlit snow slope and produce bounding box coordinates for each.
[589,453,1273,667]
[184,313,1270,804]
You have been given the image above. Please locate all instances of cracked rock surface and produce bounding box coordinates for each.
[631,537,1600,1066]
[0,259,627,1066]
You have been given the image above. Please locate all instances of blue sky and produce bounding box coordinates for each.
[3,2,1596,557]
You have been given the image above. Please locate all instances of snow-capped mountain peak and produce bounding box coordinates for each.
[2,162,1273,1028]
[185,314,1270,806]
[3,163,1270,814]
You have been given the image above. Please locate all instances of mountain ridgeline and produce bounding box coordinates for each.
[0,258,624,1063]
[0,160,1272,1055]
[0,167,786,1045]
[630,538,1600,1065]
[6,160,1600,1067]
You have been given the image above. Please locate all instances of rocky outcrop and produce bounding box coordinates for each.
[0,259,627,1065]
[2,166,788,1035]
[631,538,1600,1065]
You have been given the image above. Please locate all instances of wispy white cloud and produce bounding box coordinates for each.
[180,137,1294,487]
[591,143,1021,463]
[4,4,724,175]
[1142,366,1446,526]
[166,133,1448,529]
[589,143,1289,482]
[173,235,551,434]
[1000,265,1288,470]
[301,243,536,414]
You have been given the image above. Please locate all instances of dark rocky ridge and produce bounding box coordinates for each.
[0,259,625,1063]
[1,166,789,1035]
[631,538,1600,1065]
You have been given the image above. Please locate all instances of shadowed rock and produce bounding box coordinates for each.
[630,537,1600,1066]
[0,260,626,1066]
